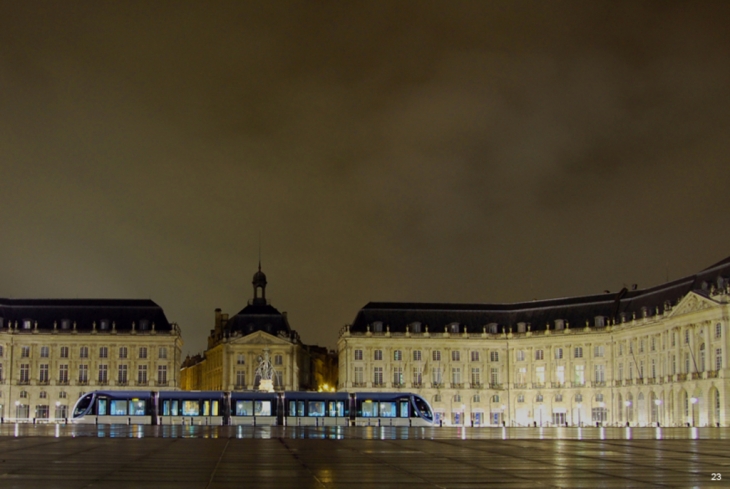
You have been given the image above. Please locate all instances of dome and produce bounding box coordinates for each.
[252,264,267,287]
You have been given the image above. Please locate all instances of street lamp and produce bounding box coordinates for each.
[624,400,631,427]
[690,397,698,427]
[654,399,662,427]
[577,403,582,427]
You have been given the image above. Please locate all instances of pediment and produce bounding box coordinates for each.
[668,292,718,318]
[229,330,292,346]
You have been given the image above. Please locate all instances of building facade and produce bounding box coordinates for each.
[338,257,730,427]
[0,299,183,421]
[181,265,337,392]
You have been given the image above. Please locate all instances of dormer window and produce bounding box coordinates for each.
[61,319,71,330]
[410,322,421,333]
[517,322,526,333]
[594,316,605,327]
[139,320,150,331]
[488,323,498,334]
[372,322,383,333]
[23,320,32,330]
[449,323,459,334]
[554,319,564,330]
[100,320,110,330]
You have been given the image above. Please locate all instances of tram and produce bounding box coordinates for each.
[71,390,434,427]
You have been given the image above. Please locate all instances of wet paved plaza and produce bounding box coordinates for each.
[0,426,728,488]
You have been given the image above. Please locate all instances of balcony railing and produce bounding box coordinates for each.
[78,380,89,386]
[412,382,423,388]
[352,382,366,388]
[593,381,606,387]
[18,379,30,385]
[431,383,444,389]
[513,383,527,389]
[373,381,385,387]
[708,370,719,379]
[98,380,109,386]
[533,383,546,389]
[677,373,687,381]
[58,379,69,386]
[136,380,148,386]
[38,379,50,386]
[470,383,482,389]
[691,372,701,380]
[155,381,168,387]
[234,385,246,390]
[489,383,503,390]
[118,380,129,386]
[451,383,464,389]
[392,382,404,388]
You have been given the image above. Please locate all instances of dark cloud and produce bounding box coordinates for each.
[1,1,729,354]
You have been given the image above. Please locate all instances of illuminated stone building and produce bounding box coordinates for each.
[0,299,182,421]
[181,265,335,392]
[338,257,730,427]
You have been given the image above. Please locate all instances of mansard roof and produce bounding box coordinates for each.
[224,301,293,337]
[0,298,174,332]
[350,256,730,334]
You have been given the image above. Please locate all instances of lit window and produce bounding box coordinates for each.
[554,348,563,360]
[393,350,402,361]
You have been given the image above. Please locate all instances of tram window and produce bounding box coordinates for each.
[162,400,170,416]
[308,401,325,417]
[380,402,397,417]
[203,401,210,416]
[361,401,378,417]
[182,400,199,416]
[255,401,271,416]
[328,401,345,417]
[98,399,107,416]
[236,400,253,416]
[400,401,409,418]
[297,401,305,416]
[211,401,218,416]
[288,401,297,416]
[110,400,128,415]
[129,400,146,416]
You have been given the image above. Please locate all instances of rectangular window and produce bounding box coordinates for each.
[672,332,676,347]
[119,347,127,359]
[21,346,30,358]
[594,345,604,358]
[274,354,283,365]
[433,350,441,361]
[516,350,525,362]
[393,367,403,385]
[118,365,128,384]
[554,348,563,360]
[651,337,656,352]
[470,351,480,362]
[490,351,499,362]
[39,364,49,383]
[618,363,623,381]
[373,367,383,386]
[432,367,443,385]
[574,347,583,358]
[354,349,363,361]
[716,323,722,339]
[671,354,676,375]
[393,350,402,361]
[716,349,722,371]
[60,346,69,358]
[471,367,480,386]
[236,354,245,365]
[490,367,499,385]
[618,343,623,356]
[639,339,644,353]
[354,366,364,385]
[59,364,69,384]
[451,367,461,385]
[556,365,564,385]
[412,367,422,385]
[99,347,108,359]
[651,359,656,378]
[40,346,49,358]
[452,350,460,362]
[139,347,148,359]
[137,365,147,384]
[535,366,545,385]
[594,364,605,383]
[574,365,584,385]
[374,350,382,361]
[535,349,544,361]
[19,363,30,383]
[78,365,88,384]
[517,367,527,384]
[98,365,108,384]
[79,346,89,358]
[236,370,245,387]
[159,348,168,359]
[157,365,168,385]
[413,350,422,361]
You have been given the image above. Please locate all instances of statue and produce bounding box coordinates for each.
[255,349,275,392]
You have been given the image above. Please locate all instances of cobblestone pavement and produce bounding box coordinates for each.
[0,426,727,488]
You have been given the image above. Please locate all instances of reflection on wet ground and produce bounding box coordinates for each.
[0,426,727,487]
[1,423,729,439]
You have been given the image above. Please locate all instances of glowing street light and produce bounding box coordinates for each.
[690,397,698,427]
[654,399,662,427]
[624,400,631,426]
[577,403,582,427]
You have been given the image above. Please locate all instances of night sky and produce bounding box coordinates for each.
[2,1,730,355]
